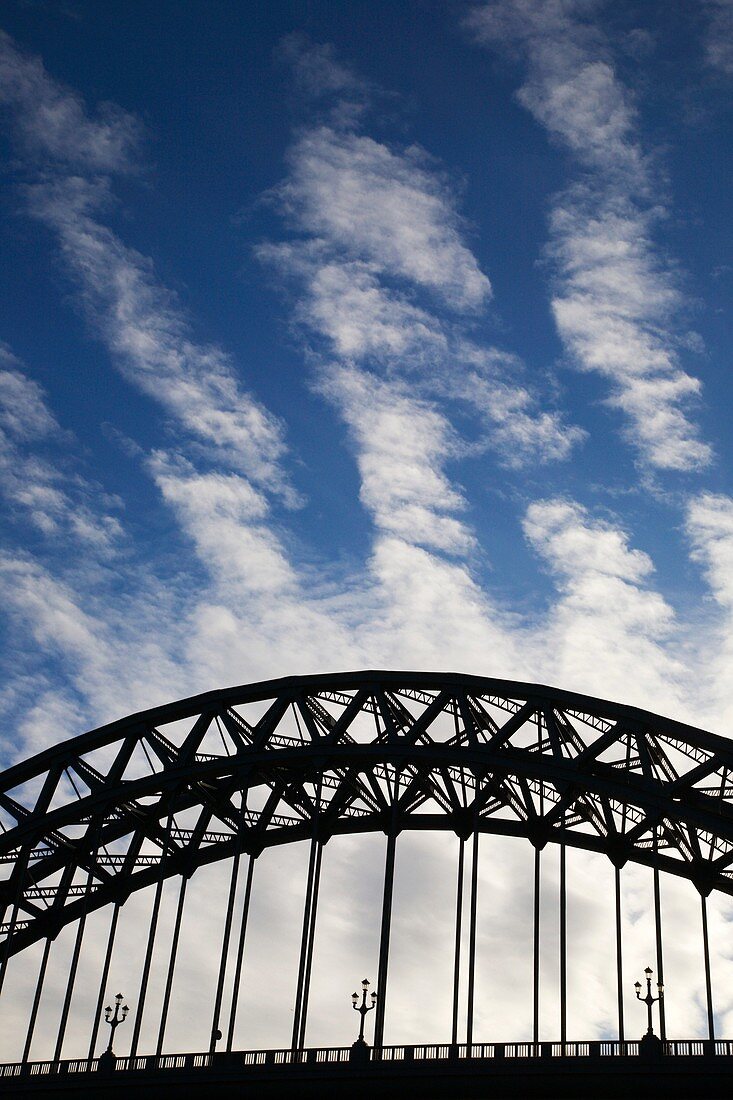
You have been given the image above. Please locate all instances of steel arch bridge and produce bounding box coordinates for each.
[1,669,733,1078]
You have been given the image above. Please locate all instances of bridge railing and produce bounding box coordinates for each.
[0,1038,727,1078]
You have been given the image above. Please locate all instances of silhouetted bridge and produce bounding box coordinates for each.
[3,1041,733,1098]
[1,671,733,1096]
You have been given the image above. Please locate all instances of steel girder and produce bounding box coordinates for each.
[2,670,733,959]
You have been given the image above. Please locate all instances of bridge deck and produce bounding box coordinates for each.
[2,1042,733,1098]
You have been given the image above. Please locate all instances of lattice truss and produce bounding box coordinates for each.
[2,672,733,958]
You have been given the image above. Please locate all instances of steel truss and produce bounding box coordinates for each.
[2,668,733,970]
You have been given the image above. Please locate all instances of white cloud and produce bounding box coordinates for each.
[0,552,103,659]
[268,244,583,466]
[366,534,525,674]
[549,192,711,470]
[525,498,653,581]
[279,125,492,312]
[264,91,583,471]
[260,245,449,363]
[0,30,140,172]
[10,688,89,761]
[468,1,644,181]
[253,41,586,703]
[467,0,711,471]
[0,346,60,439]
[519,58,642,178]
[523,498,685,712]
[278,32,371,120]
[0,30,295,502]
[703,0,733,75]
[0,549,196,760]
[149,453,296,595]
[0,31,340,751]
[685,494,733,730]
[27,177,294,501]
[688,493,733,609]
[438,342,586,465]
[320,365,475,555]
[0,345,123,549]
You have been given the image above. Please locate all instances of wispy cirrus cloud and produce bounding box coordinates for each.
[319,365,475,555]
[0,35,362,762]
[685,493,733,726]
[0,344,122,550]
[0,29,140,172]
[0,349,59,438]
[0,24,528,754]
[278,125,492,313]
[264,35,583,498]
[0,550,192,759]
[148,452,297,594]
[0,26,715,746]
[702,0,733,75]
[687,492,733,610]
[255,37,581,684]
[0,30,314,751]
[259,246,448,363]
[523,498,685,712]
[278,32,372,126]
[26,177,294,501]
[468,0,644,181]
[261,242,583,468]
[0,32,294,504]
[0,32,346,766]
[467,0,712,472]
[432,341,586,466]
[548,194,710,471]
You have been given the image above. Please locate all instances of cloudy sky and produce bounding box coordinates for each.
[1,0,733,1063]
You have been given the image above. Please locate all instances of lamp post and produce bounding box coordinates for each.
[98,993,128,1072]
[350,978,377,1063]
[635,966,664,1057]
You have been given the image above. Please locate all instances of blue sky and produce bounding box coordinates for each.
[2,0,733,1057]
[2,0,733,754]
[1,0,730,756]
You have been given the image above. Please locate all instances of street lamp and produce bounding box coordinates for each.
[635,966,664,1057]
[351,978,377,1046]
[103,993,129,1055]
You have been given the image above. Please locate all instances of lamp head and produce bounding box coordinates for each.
[634,981,641,991]
[644,967,653,977]
[362,978,370,990]
[104,1006,111,1021]
[352,992,358,1005]
[115,992,123,1004]
[122,1005,129,1017]
[371,991,377,1003]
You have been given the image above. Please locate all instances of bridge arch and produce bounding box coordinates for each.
[0,670,730,1059]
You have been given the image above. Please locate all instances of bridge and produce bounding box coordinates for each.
[1,670,732,1096]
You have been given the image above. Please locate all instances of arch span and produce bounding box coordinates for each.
[2,670,733,960]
